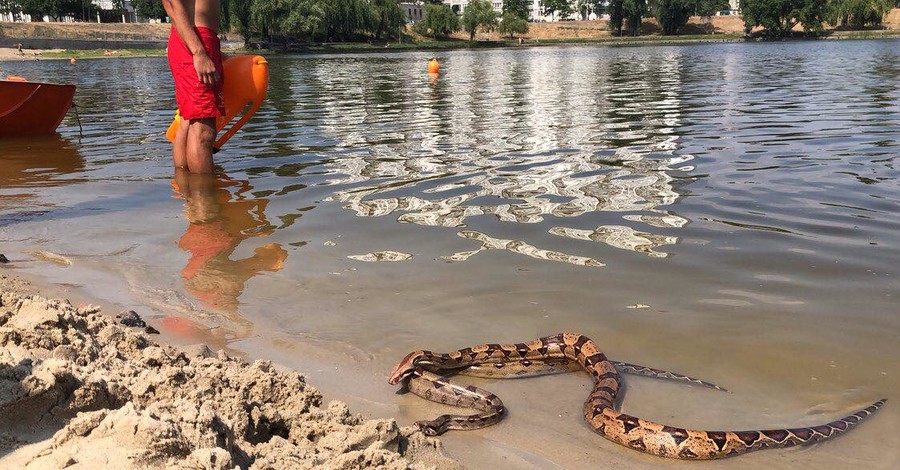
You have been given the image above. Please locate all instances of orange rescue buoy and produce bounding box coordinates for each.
[428,58,440,74]
[166,55,269,151]
[69,58,76,64]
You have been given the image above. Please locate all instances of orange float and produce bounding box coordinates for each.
[166,55,269,152]
[428,58,440,74]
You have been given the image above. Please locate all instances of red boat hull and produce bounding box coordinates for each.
[0,80,76,137]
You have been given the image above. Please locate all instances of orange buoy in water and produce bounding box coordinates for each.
[69,58,76,64]
[428,58,440,74]
[166,55,269,152]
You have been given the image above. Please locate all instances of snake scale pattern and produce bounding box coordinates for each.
[388,333,885,460]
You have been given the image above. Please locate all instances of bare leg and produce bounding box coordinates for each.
[173,118,189,169]
[186,118,216,174]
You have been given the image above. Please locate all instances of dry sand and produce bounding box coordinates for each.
[0,274,460,470]
[0,47,63,61]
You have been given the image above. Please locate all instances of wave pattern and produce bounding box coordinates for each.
[299,50,699,264]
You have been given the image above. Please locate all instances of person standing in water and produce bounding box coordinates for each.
[163,0,224,174]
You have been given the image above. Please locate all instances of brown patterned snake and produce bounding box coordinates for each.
[388,333,886,460]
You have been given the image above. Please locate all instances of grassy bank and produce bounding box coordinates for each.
[26,29,900,61]
[41,48,166,59]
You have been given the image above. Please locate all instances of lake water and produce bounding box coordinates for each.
[1,40,898,469]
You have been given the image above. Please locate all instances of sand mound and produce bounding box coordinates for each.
[0,284,457,469]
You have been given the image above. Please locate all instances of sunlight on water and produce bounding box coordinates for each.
[1,40,898,469]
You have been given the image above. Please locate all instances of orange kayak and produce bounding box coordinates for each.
[0,77,76,137]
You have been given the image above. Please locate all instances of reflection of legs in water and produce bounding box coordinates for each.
[174,167,221,223]
[238,243,288,273]
[172,168,287,315]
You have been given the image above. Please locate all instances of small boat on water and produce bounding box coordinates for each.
[0,76,76,138]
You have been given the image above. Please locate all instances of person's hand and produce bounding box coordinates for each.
[193,51,219,86]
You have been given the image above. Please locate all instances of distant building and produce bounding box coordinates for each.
[444,1,503,15]
[93,0,138,23]
[400,2,426,23]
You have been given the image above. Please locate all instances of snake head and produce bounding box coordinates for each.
[415,416,450,436]
[388,350,426,385]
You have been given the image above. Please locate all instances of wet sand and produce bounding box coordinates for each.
[0,273,457,469]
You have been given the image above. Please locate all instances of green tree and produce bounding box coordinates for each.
[623,0,647,35]
[543,0,574,20]
[576,0,604,20]
[0,0,17,15]
[695,0,730,17]
[653,0,692,35]
[222,0,253,46]
[420,3,459,38]
[498,10,529,38]
[133,0,166,21]
[320,0,372,41]
[608,0,625,34]
[827,0,894,28]
[503,0,530,19]
[461,0,498,41]
[370,0,404,39]
[742,0,828,37]
[249,0,325,47]
[18,0,56,20]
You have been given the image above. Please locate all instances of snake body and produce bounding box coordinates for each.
[388,333,885,460]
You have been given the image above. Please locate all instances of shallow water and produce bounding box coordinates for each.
[1,40,899,468]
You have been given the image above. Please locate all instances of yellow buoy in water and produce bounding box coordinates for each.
[69,58,76,64]
[427,58,439,74]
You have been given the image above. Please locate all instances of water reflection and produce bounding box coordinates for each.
[312,50,695,264]
[0,136,85,225]
[0,136,85,189]
[172,169,287,316]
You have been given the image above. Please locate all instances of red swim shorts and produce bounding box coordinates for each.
[167,26,225,121]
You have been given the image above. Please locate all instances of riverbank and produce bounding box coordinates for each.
[4,31,899,62]
[0,273,458,469]
[3,12,900,60]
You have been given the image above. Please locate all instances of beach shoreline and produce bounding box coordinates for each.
[0,271,460,469]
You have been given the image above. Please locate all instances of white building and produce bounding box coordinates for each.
[93,0,138,22]
[444,0,503,15]
[400,2,426,23]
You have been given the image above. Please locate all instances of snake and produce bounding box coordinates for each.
[388,333,886,460]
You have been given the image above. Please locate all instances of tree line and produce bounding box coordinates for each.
[608,0,897,37]
[3,0,898,42]
[140,0,407,46]
[742,0,898,37]
[413,0,530,40]
[0,0,122,21]
[402,0,898,40]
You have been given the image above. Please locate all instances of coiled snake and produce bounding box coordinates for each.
[388,333,885,460]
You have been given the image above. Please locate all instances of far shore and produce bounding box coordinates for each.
[2,12,899,63]
[2,29,899,63]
